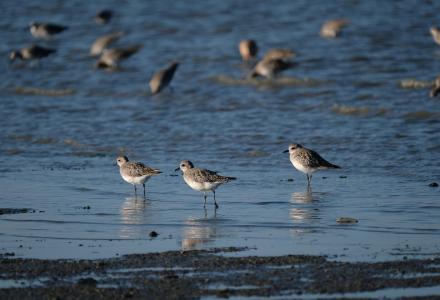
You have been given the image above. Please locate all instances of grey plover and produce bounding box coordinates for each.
[149,62,179,95]
[96,45,142,69]
[320,19,348,38]
[90,31,124,56]
[95,9,113,25]
[29,22,68,39]
[116,156,161,196]
[263,48,296,61]
[430,75,440,97]
[284,144,340,186]
[175,160,236,209]
[430,27,440,46]
[249,57,293,79]
[10,44,56,61]
[239,39,258,61]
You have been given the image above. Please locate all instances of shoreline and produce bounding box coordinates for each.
[1,247,440,299]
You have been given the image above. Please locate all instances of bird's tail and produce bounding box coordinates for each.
[120,45,142,58]
[152,169,162,175]
[328,163,341,169]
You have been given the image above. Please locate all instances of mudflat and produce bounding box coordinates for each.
[1,247,440,299]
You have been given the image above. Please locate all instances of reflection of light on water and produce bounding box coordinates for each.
[119,196,150,239]
[182,212,217,251]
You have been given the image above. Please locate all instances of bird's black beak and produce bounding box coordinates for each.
[174,167,180,172]
[283,149,289,153]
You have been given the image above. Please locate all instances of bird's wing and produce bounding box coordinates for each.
[126,162,161,176]
[190,168,225,183]
[308,149,336,168]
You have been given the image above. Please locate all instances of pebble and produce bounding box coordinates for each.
[428,182,438,187]
[336,217,358,224]
[149,231,159,238]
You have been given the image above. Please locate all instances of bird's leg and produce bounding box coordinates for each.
[213,190,219,209]
[306,174,310,186]
[143,183,146,198]
[203,193,207,208]
[134,184,137,195]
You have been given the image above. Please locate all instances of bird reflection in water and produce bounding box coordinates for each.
[289,186,320,236]
[119,196,151,239]
[181,209,218,251]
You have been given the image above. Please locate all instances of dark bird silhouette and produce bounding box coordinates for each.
[10,44,56,61]
[95,9,113,25]
[149,62,179,95]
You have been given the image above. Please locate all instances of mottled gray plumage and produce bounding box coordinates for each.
[90,31,124,56]
[177,160,236,209]
[96,45,142,68]
[121,161,161,177]
[10,44,56,61]
[30,22,68,39]
[285,144,340,186]
[149,62,179,95]
[185,167,234,184]
[116,156,161,196]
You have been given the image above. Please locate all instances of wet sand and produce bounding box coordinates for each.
[1,247,440,299]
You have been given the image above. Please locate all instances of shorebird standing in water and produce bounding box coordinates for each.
[248,57,293,79]
[149,62,179,95]
[90,31,124,56]
[284,144,340,186]
[116,156,161,196]
[29,22,68,39]
[10,44,56,62]
[95,45,142,69]
[176,160,236,209]
[239,39,258,62]
[320,19,348,38]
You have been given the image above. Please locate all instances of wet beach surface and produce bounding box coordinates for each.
[1,247,440,299]
[1,0,440,298]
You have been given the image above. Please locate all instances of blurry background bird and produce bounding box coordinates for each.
[9,44,56,62]
[90,31,124,56]
[29,22,68,39]
[320,19,348,38]
[149,62,179,95]
[95,45,142,69]
[94,9,113,25]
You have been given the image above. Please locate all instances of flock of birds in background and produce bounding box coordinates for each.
[8,8,348,208]
[9,10,437,208]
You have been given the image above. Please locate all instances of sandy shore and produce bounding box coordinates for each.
[1,247,440,299]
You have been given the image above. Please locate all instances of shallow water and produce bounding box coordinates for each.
[0,0,439,261]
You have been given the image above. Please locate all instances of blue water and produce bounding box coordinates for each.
[0,0,439,261]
